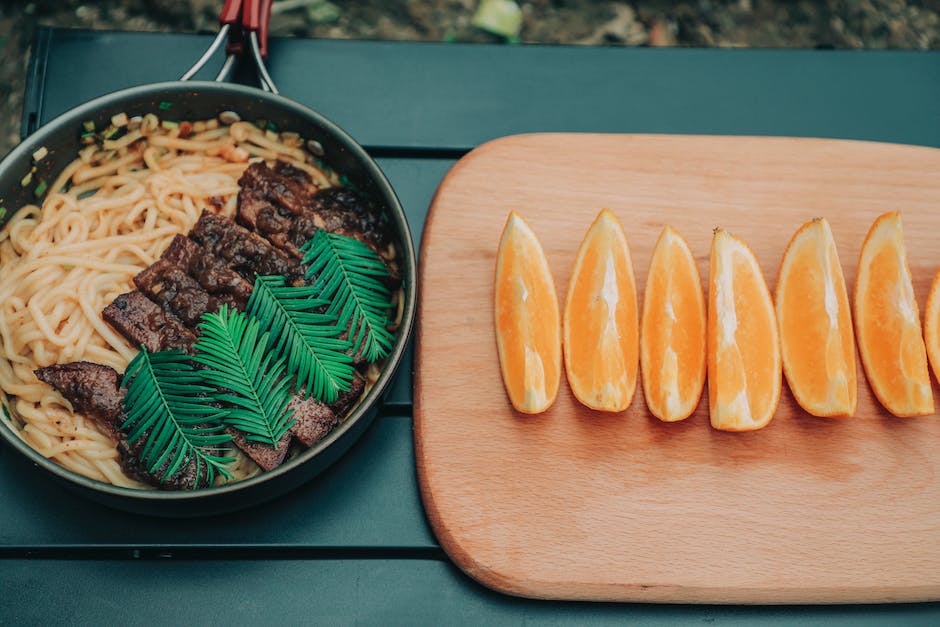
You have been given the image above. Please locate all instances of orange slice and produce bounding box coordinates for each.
[640,225,706,422]
[925,268,940,385]
[707,228,781,431]
[494,211,561,414]
[563,209,638,412]
[775,218,857,417]
[854,211,933,417]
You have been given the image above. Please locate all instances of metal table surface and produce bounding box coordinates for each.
[2,28,940,624]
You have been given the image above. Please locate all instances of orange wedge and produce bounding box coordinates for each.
[854,211,933,417]
[707,228,781,431]
[563,209,638,412]
[775,218,857,417]
[925,268,940,385]
[640,225,706,422]
[494,212,561,414]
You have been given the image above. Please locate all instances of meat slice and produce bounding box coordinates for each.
[311,187,389,250]
[134,234,251,326]
[271,160,313,185]
[134,260,223,327]
[35,362,124,439]
[102,291,196,353]
[35,362,212,490]
[237,162,390,259]
[190,211,304,285]
[237,190,317,260]
[226,428,291,471]
[238,161,315,222]
[288,374,365,448]
[332,374,366,416]
[159,235,253,309]
[286,396,336,447]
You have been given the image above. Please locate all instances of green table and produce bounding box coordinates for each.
[2,28,939,624]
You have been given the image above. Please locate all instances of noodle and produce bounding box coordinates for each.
[0,113,344,488]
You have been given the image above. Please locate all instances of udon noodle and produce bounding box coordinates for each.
[0,113,369,488]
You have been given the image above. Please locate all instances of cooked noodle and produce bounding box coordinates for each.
[0,114,347,488]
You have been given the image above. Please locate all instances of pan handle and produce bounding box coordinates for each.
[247,0,279,94]
[180,0,244,81]
[180,0,277,95]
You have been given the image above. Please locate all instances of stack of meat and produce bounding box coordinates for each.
[37,162,394,489]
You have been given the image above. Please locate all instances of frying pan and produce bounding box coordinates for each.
[0,1,416,517]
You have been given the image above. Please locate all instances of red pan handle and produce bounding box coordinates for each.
[180,0,245,80]
[258,0,273,59]
[225,0,247,55]
[241,0,260,30]
[241,0,273,59]
[219,0,244,25]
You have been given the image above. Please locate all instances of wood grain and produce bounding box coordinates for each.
[414,134,940,604]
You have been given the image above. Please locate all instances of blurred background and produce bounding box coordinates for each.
[1,0,938,156]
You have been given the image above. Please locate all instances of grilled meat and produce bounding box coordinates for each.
[237,162,390,258]
[225,427,291,471]
[35,362,211,490]
[134,260,228,327]
[288,374,366,447]
[190,210,305,285]
[159,235,253,309]
[102,291,197,353]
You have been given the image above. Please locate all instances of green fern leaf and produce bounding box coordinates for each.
[301,230,395,363]
[120,348,234,488]
[247,275,355,403]
[193,306,295,447]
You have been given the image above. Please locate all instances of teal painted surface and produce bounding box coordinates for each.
[2,559,940,625]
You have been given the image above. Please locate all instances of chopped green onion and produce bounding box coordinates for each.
[82,120,95,133]
[34,180,48,197]
[62,264,75,270]
[20,172,32,187]
[32,146,48,162]
[80,131,95,139]
[158,101,172,111]
[0,207,7,221]
[102,125,120,139]
[265,122,277,132]
[161,120,179,130]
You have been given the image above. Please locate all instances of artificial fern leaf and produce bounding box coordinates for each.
[121,348,234,488]
[247,275,356,403]
[301,230,395,363]
[193,306,295,447]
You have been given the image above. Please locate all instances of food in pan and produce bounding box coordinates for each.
[563,209,638,412]
[854,211,932,417]
[0,111,402,489]
[640,225,706,423]
[775,218,857,418]
[707,228,781,431]
[494,211,560,414]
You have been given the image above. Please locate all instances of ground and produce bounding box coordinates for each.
[1,0,938,155]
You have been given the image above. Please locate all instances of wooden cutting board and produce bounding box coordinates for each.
[414,134,940,604]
